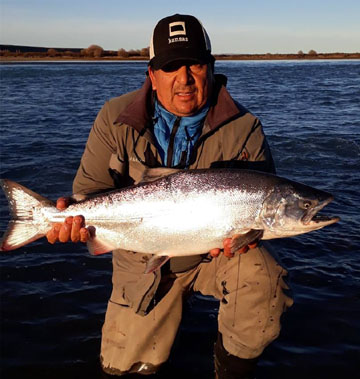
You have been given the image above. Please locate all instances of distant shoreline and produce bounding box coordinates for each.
[1,53,360,63]
[1,44,359,62]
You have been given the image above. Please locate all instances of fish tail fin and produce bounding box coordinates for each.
[0,179,55,251]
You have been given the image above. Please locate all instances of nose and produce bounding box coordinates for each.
[176,65,194,85]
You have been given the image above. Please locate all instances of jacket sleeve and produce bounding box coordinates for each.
[73,101,125,195]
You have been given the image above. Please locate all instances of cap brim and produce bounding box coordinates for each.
[149,48,213,70]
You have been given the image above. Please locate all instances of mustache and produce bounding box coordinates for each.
[174,86,196,93]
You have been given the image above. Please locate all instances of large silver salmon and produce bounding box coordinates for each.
[0,168,339,272]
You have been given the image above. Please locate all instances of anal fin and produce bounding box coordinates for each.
[87,237,116,256]
[144,255,170,274]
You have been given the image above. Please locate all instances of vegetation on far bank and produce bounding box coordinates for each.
[1,44,359,61]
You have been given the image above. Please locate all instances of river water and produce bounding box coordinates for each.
[0,60,359,378]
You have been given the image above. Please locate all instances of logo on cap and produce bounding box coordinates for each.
[169,21,186,36]
[168,21,189,44]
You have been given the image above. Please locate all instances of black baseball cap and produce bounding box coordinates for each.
[149,14,214,70]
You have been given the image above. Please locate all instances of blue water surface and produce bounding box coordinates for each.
[0,60,359,378]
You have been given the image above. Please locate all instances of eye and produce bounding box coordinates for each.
[162,61,182,72]
[301,200,312,209]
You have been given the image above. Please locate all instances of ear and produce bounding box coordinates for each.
[148,66,157,91]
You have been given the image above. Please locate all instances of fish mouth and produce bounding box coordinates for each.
[308,214,340,226]
[302,197,340,227]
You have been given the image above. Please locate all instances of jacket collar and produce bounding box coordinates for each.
[115,77,154,133]
[115,74,244,134]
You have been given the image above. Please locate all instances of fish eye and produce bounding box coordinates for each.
[301,200,312,209]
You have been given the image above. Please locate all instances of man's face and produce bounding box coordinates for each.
[148,60,214,117]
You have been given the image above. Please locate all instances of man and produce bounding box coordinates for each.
[47,14,292,378]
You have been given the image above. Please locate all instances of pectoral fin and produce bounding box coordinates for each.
[230,230,264,254]
[144,255,170,274]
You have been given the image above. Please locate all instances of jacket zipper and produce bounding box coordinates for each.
[166,117,181,167]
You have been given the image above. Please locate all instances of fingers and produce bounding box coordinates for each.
[80,227,90,243]
[209,248,221,258]
[47,215,88,244]
[50,197,89,244]
[237,245,249,254]
[58,216,73,242]
[71,215,85,242]
[46,223,62,244]
[223,238,234,258]
[210,238,247,259]
[56,197,71,211]
[248,241,258,249]
[211,238,254,259]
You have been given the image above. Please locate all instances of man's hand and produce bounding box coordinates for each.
[46,197,90,244]
[209,238,259,258]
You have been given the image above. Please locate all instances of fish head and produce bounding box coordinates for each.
[261,180,340,238]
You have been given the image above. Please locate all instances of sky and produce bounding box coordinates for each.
[0,0,359,54]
